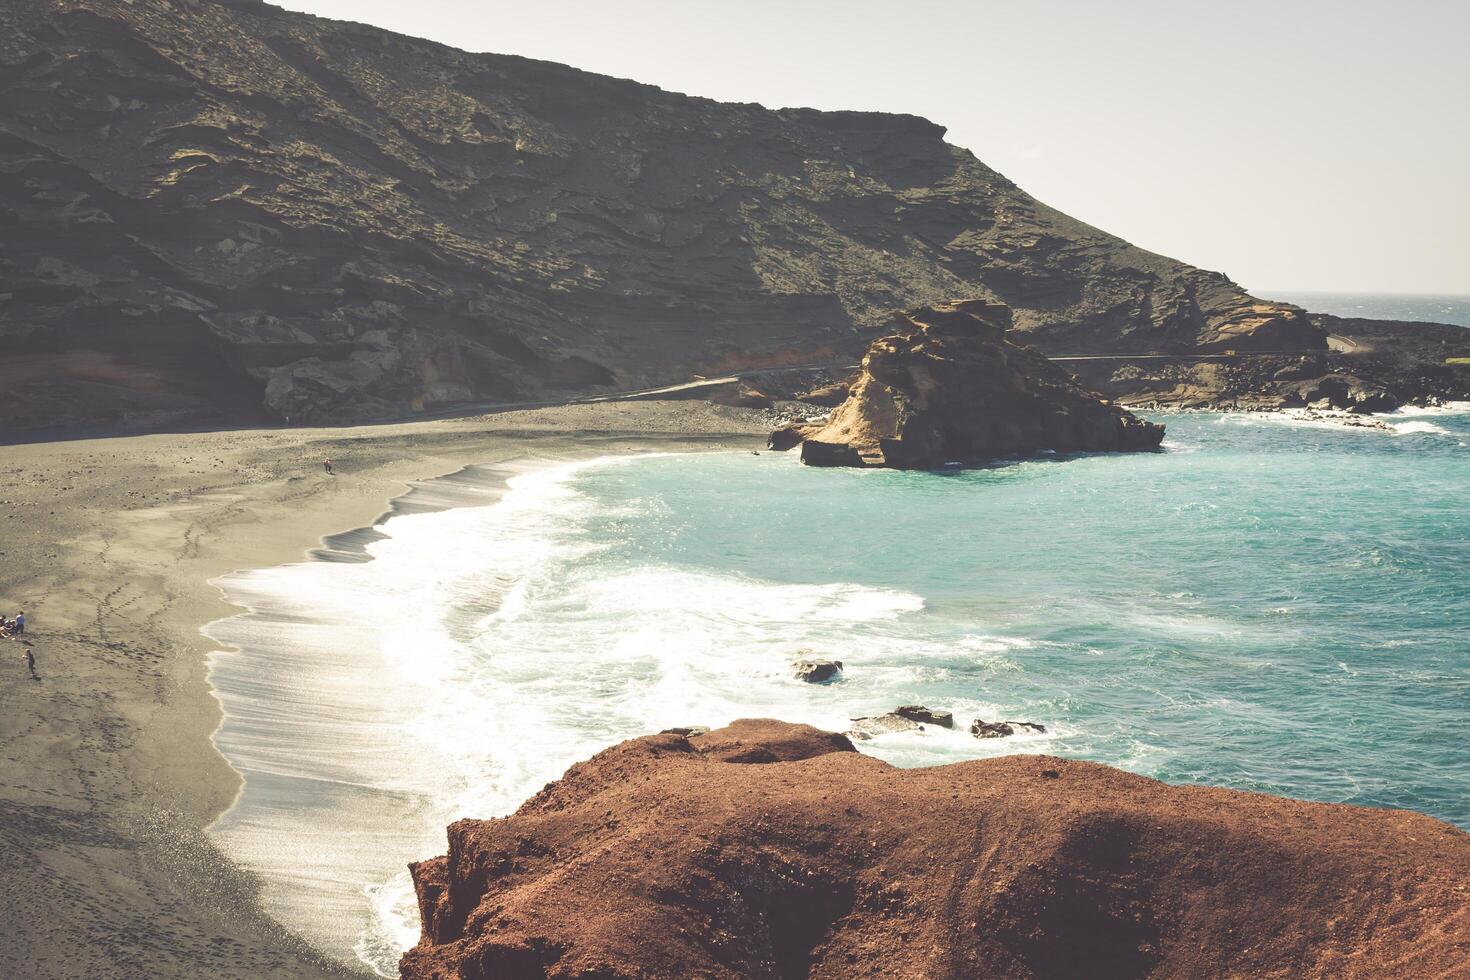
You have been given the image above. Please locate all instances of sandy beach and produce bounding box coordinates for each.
[0,401,765,980]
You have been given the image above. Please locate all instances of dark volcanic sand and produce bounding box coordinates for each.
[0,401,765,979]
[405,720,1470,979]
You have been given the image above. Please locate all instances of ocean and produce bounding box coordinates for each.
[1262,290,1470,328]
[205,406,1470,975]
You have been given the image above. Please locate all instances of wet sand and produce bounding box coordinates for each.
[0,401,764,979]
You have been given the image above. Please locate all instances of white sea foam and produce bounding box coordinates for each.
[856,712,1070,769]
[205,453,1039,975]
[1387,419,1451,435]
[1216,403,1469,435]
[1218,410,1396,434]
[204,457,615,973]
[1381,401,1470,417]
[1377,402,1469,435]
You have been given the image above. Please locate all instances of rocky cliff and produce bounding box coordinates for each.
[401,719,1470,980]
[1069,312,1470,412]
[2,0,1335,430]
[787,301,1164,467]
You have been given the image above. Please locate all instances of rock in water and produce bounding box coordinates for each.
[792,659,843,683]
[846,713,923,739]
[970,718,1047,738]
[894,705,955,728]
[846,706,956,738]
[401,720,1470,979]
[793,300,1165,468]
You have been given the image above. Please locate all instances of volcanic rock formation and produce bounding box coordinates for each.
[971,718,1048,738]
[1066,314,1470,413]
[1,0,1338,431]
[792,659,842,683]
[791,301,1165,467]
[401,719,1470,980]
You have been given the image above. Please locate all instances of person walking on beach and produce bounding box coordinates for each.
[323,458,334,476]
[25,648,37,680]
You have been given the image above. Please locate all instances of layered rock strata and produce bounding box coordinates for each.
[3,0,1332,430]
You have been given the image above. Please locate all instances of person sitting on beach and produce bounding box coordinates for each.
[0,616,9,638]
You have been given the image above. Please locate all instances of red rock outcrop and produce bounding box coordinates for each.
[401,719,1470,980]
[790,301,1165,467]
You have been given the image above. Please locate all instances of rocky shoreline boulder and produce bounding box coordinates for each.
[792,659,843,683]
[893,705,954,727]
[401,719,1470,979]
[847,705,956,739]
[971,718,1047,738]
[785,301,1166,468]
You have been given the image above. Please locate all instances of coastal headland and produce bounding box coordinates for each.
[403,719,1470,979]
[4,0,1465,434]
[2,1,1468,977]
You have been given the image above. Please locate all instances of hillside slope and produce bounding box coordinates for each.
[3,0,1327,429]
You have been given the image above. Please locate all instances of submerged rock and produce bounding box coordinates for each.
[847,713,921,739]
[792,659,843,684]
[847,706,953,738]
[787,301,1165,468]
[403,719,1470,979]
[1285,408,1395,431]
[894,705,955,728]
[970,719,1047,739]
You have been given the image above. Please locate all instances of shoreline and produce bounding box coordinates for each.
[202,453,637,974]
[0,401,766,980]
[4,401,1466,976]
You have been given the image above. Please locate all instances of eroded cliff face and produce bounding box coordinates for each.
[791,300,1164,467]
[1069,313,1470,412]
[401,719,1470,980]
[1,0,1323,429]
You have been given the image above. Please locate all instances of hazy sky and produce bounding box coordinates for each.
[278,0,1468,294]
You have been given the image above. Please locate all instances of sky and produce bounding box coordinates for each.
[277,0,1469,295]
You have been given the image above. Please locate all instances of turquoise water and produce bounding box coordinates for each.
[209,407,1470,974]
[548,410,1470,827]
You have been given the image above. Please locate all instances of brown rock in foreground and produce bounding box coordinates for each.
[401,720,1470,980]
[794,301,1165,467]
